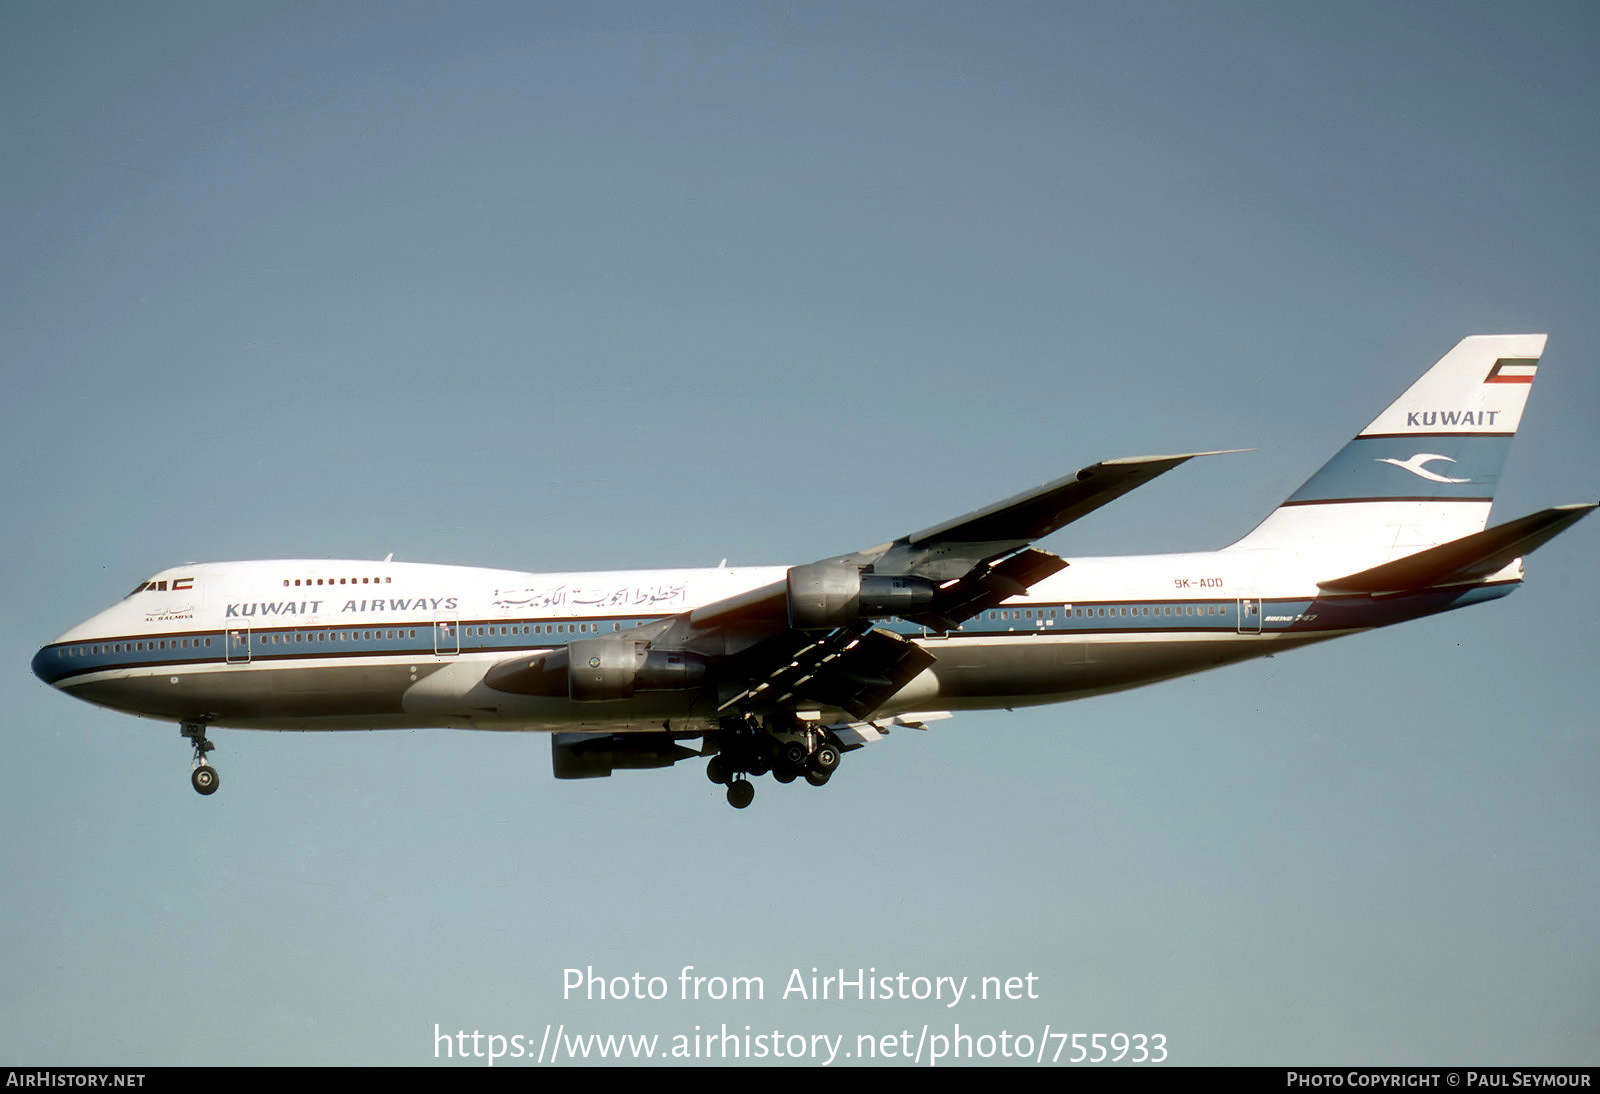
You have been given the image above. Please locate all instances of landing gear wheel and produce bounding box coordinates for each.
[804,768,831,787]
[782,741,808,767]
[773,768,797,784]
[191,765,220,796]
[813,744,840,772]
[726,780,755,809]
[706,756,730,785]
[180,722,219,797]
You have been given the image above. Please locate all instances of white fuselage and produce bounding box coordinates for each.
[32,550,1518,734]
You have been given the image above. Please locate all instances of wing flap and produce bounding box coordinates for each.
[904,547,1069,631]
[791,627,938,719]
[828,711,953,748]
[718,624,936,720]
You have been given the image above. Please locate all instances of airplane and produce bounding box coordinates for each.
[31,334,1595,808]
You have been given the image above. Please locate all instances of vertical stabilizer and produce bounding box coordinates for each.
[1226,335,1546,570]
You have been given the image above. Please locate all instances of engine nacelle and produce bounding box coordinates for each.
[551,732,700,779]
[785,562,937,630]
[566,636,706,702]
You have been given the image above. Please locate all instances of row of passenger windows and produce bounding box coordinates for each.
[283,576,392,586]
[253,630,418,644]
[461,623,612,636]
[65,637,214,656]
[979,604,1227,622]
[61,622,625,658]
[1074,604,1225,618]
[246,623,614,639]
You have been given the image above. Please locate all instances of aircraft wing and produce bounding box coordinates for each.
[713,622,939,720]
[687,450,1239,632]
[492,451,1232,718]
[892,451,1247,572]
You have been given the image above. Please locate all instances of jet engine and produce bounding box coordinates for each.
[550,732,701,779]
[785,561,937,630]
[566,636,706,701]
[485,637,706,702]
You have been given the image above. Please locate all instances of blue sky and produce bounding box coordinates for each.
[3,2,1597,1066]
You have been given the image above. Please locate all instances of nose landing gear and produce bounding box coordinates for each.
[181,722,220,796]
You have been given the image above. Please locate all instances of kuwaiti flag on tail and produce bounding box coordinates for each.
[1226,335,1546,573]
[1486,357,1538,384]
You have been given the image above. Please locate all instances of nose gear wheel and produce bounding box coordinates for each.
[181,722,220,797]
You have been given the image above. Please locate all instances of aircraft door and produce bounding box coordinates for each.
[224,625,251,663]
[433,613,459,656]
[1236,594,1262,635]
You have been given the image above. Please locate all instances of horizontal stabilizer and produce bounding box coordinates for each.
[1318,503,1597,595]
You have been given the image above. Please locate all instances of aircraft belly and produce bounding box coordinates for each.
[65,663,423,726]
[926,638,1090,699]
[922,633,1332,705]
[400,655,712,731]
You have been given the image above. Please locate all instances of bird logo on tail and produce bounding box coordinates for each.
[1375,454,1472,484]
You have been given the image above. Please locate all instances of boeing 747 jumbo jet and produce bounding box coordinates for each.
[32,335,1595,807]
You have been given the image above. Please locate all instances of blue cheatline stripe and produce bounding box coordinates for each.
[1285,434,1513,505]
[32,584,1520,687]
[31,614,666,686]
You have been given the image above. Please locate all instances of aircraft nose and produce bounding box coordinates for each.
[31,643,68,687]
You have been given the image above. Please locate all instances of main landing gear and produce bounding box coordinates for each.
[181,721,220,796]
[704,716,844,809]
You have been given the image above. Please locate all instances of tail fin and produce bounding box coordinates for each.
[1227,334,1546,569]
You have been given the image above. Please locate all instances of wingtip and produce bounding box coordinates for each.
[1099,448,1254,466]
